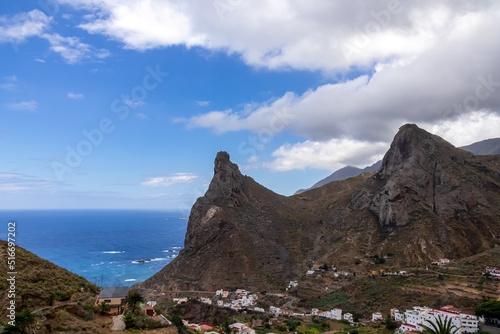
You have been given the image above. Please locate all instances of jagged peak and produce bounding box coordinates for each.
[205,151,248,207]
[214,151,239,174]
[378,123,464,178]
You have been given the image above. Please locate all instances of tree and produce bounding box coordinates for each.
[385,313,399,330]
[97,301,111,314]
[421,316,459,334]
[222,320,232,334]
[475,300,500,319]
[285,319,301,332]
[3,308,38,334]
[123,313,136,329]
[127,291,144,313]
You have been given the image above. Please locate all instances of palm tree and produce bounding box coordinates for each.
[126,291,144,313]
[3,308,38,334]
[97,301,111,314]
[421,316,459,334]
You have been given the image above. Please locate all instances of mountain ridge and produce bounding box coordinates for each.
[460,137,500,155]
[295,136,500,195]
[136,124,500,293]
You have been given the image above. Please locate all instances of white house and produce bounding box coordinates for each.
[372,312,384,322]
[270,306,281,316]
[216,289,229,298]
[440,258,450,264]
[459,312,479,333]
[236,289,247,296]
[306,270,315,277]
[288,281,299,288]
[391,308,404,322]
[230,323,256,334]
[344,313,353,322]
[313,308,342,320]
[200,297,212,305]
[173,297,188,304]
[400,323,420,333]
[486,267,500,278]
[399,306,478,334]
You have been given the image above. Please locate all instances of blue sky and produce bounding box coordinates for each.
[1,0,500,209]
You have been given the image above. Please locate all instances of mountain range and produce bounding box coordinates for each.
[136,124,500,293]
[295,137,500,194]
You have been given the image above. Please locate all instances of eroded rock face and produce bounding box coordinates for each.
[351,124,488,227]
[204,151,249,207]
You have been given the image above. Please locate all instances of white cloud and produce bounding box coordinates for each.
[42,33,110,64]
[197,101,210,106]
[57,0,500,171]
[0,9,51,43]
[186,11,500,144]
[7,100,38,111]
[262,113,500,171]
[67,92,84,99]
[264,139,388,172]
[424,111,500,147]
[136,112,147,119]
[35,58,46,63]
[141,173,200,187]
[57,1,498,71]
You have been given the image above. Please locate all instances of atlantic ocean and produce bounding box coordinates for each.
[0,210,188,287]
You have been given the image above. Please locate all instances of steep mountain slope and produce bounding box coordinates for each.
[295,161,382,195]
[139,124,500,292]
[461,137,500,155]
[138,151,326,291]
[0,240,98,321]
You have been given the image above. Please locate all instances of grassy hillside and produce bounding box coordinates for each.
[0,240,98,319]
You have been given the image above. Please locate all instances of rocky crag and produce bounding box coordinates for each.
[137,124,500,292]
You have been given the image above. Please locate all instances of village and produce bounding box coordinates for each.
[171,287,490,334]
[94,264,500,332]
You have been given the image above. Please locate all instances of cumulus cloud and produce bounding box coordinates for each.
[58,0,500,170]
[57,1,496,70]
[141,173,200,187]
[264,139,388,172]
[67,92,84,99]
[7,100,38,111]
[0,9,51,43]
[187,15,500,144]
[424,111,500,147]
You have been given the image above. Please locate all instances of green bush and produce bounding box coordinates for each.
[475,300,500,318]
[305,291,354,311]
